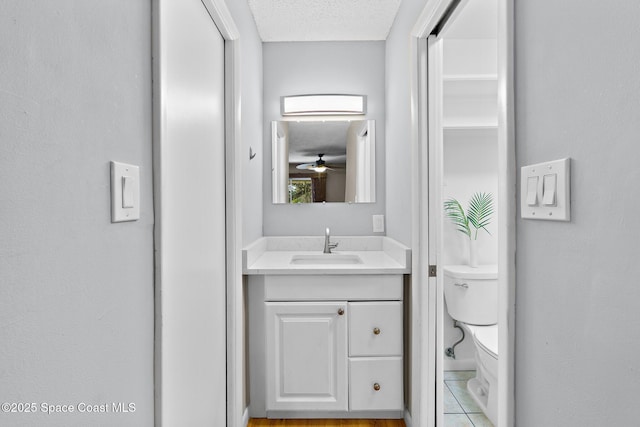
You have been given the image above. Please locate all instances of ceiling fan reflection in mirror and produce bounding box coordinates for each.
[295,153,340,173]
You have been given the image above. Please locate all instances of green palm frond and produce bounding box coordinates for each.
[467,192,493,239]
[444,192,494,240]
[444,198,471,238]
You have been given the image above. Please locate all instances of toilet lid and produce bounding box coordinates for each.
[466,324,498,358]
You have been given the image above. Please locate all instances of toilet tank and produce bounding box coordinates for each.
[443,265,498,325]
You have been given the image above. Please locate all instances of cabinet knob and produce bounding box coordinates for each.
[373,327,381,335]
[373,383,381,391]
[337,308,344,316]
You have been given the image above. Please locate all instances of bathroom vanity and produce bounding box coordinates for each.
[243,236,410,419]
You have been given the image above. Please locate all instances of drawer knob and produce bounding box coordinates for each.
[373,327,381,335]
[373,383,381,391]
[337,308,344,316]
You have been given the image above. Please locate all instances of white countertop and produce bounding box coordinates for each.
[243,236,411,275]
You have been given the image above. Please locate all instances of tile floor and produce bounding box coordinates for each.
[442,371,494,427]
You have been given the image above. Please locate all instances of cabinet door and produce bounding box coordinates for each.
[265,302,348,411]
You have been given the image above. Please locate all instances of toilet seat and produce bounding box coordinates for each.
[465,324,498,359]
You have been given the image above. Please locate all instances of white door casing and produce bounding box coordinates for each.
[427,34,446,426]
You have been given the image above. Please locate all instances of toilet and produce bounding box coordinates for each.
[443,265,498,426]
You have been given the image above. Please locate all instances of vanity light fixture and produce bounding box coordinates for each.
[281,94,366,116]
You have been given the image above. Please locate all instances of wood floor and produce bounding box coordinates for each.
[248,419,406,427]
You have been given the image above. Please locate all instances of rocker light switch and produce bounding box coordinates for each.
[526,176,539,206]
[111,161,140,222]
[122,176,135,208]
[520,158,570,221]
[542,174,557,206]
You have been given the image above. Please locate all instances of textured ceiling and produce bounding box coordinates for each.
[287,121,350,165]
[247,0,402,42]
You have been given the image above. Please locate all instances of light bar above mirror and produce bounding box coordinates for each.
[281,94,367,116]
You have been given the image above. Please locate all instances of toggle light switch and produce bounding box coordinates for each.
[542,174,557,206]
[526,176,539,206]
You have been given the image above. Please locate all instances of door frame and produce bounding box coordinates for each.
[152,0,242,425]
[409,0,516,426]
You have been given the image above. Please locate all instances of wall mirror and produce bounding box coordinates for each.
[271,120,376,204]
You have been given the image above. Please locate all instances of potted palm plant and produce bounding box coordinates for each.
[444,192,494,267]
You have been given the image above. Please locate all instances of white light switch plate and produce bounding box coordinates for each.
[111,161,140,222]
[520,158,570,221]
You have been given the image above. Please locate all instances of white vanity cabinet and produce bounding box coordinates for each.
[250,274,405,418]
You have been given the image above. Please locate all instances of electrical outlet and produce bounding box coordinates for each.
[372,215,385,233]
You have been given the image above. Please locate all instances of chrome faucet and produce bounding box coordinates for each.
[323,227,339,254]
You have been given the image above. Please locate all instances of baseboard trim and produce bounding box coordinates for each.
[242,407,249,427]
[403,408,413,427]
[265,410,404,419]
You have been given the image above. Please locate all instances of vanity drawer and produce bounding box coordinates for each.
[264,275,403,301]
[349,357,403,411]
[349,301,402,356]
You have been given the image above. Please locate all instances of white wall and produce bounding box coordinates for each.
[225,0,264,246]
[515,1,640,425]
[0,1,154,425]
[442,134,498,266]
[385,0,427,246]
[345,123,359,202]
[262,42,386,236]
[223,0,264,415]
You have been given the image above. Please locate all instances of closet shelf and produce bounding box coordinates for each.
[443,124,498,132]
[444,74,498,97]
[443,73,498,81]
[443,125,498,144]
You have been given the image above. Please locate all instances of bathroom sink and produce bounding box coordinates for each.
[289,253,363,265]
[242,236,411,274]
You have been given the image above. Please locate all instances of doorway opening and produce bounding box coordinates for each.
[410,0,515,425]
